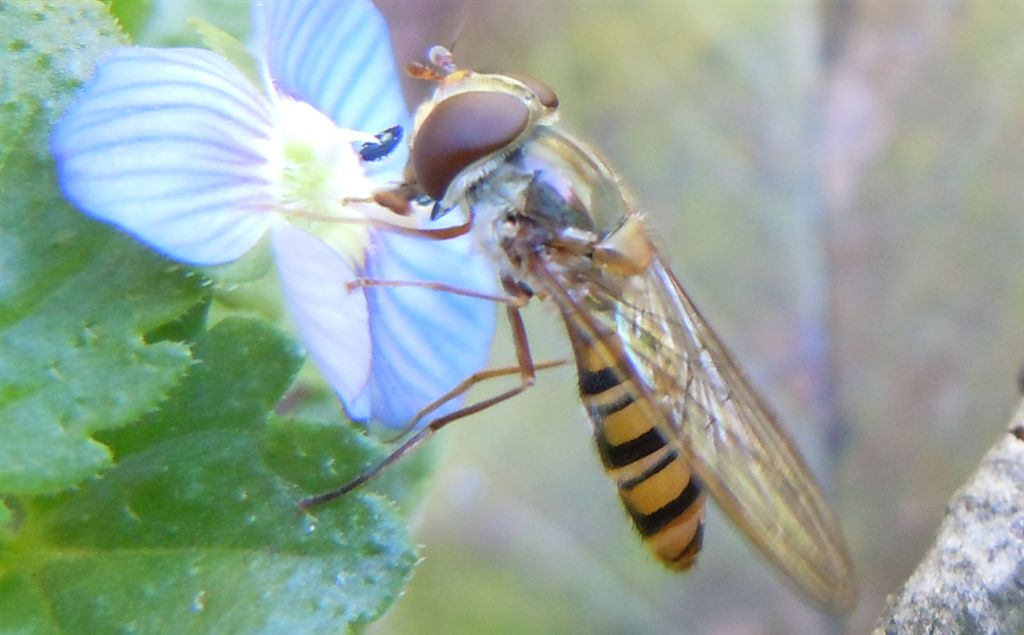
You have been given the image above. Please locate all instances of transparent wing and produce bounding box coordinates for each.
[609,252,857,611]
[538,233,855,611]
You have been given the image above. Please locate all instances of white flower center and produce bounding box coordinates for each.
[271,96,378,265]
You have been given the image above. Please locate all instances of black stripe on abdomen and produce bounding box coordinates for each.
[670,523,705,565]
[594,427,665,469]
[578,367,621,396]
[630,477,703,536]
[618,450,676,490]
[588,391,635,419]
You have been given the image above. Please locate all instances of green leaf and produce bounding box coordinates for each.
[0,572,57,635]
[144,295,212,345]
[132,0,252,48]
[101,317,306,455]
[2,319,417,634]
[104,0,153,40]
[0,500,12,531]
[1,6,421,631]
[0,1,125,171]
[190,17,261,89]
[0,0,203,496]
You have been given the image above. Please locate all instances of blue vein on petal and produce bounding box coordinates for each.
[79,165,270,187]
[265,1,396,131]
[66,109,268,145]
[282,2,320,77]
[347,67,391,131]
[150,208,272,248]
[97,176,271,202]
[157,197,273,222]
[320,21,389,128]
[296,8,363,105]
[69,92,271,138]
[110,194,273,220]
[75,85,271,133]
[366,242,494,388]
[111,49,260,92]
[330,36,379,128]
[81,53,272,130]
[64,132,270,166]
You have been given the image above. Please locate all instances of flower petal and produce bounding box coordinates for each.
[52,48,276,265]
[256,0,409,182]
[363,231,498,429]
[271,223,372,420]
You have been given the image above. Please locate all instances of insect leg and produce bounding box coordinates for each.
[370,217,473,240]
[299,305,552,509]
[347,277,525,306]
[282,208,474,241]
[344,276,534,437]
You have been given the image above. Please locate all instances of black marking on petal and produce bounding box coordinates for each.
[359,125,403,162]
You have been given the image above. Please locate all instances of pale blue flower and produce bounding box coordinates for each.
[51,0,497,428]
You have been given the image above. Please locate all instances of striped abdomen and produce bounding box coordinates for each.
[575,341,706,570]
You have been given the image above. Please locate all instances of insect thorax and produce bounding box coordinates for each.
[460,125,632,290]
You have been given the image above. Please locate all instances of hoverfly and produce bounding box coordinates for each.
[305,45,856,612]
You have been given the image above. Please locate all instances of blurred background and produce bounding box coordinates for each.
[372,2,1024,634]
[134,1,1023,633]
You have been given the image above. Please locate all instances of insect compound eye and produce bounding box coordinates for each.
[412,91,530,200]
[358,125,403,162]
[507,74,559,109]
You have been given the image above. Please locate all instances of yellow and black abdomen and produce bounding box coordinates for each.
[576,349,706,571]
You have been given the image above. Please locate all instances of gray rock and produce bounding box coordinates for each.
[874,399,1024,635]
